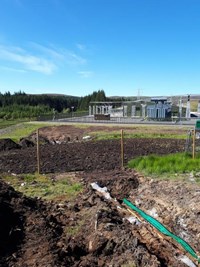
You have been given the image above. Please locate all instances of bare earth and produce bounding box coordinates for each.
[1,125,200,267]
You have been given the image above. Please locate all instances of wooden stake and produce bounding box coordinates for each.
[193,129,196,160]
[37,128,40,174]
[121,129,124,168]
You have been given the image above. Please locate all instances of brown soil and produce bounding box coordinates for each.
[0,138,21,152]
[0,138,184,174]
[0,124,199,267]
[1,169,200,267]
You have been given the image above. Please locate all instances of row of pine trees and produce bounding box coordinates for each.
[0,90,107,119]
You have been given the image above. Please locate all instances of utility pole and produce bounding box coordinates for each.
[179,97,182,122]
[186,94,191,119]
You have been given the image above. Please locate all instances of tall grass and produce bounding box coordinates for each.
[128,153,200,175]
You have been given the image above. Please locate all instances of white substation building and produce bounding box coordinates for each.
[89,95,200,120]
[89,101,146,118]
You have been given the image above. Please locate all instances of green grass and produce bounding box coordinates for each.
[92,131,186,140]
[2,173,83,201]
[128,153,200,177]
[0,121,92,142]
[91,131,121,140]
[0,122,54,142]
[0,120,189,142]
[0,119,28,129]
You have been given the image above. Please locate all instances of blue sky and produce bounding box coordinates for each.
[0,0,200,97]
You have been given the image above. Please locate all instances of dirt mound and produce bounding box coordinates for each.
[0,181,24,260]
[82,168,140,200]
[0,179,63,267]
[56,169,197,266]
[19,138,35,148]
[31,125,86,143]
[1,168,199,266]
[24,134,51,146]
[0,139,21,152]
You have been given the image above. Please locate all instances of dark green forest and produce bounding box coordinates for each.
[0,90,109,119]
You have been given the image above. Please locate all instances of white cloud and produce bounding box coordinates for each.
[29,42,64,60]
[67,52,86,65]
[0,42,87,75]
[0,66,26,73]
[0,45,57,75]
[78,71,93,78]
[76,43,86,51]
[30,42,86,65]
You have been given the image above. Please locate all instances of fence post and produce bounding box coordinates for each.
[121,129,124,168]
[192,129,196,160]
[37,128,40,174]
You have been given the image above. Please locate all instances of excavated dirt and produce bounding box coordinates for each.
[0,124,200,267]
[1,169,200,267]
[0,138,21,152]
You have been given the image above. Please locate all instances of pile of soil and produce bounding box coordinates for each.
[0,139,21,152]
[30,125,87,143]
[1,168,200,267]
[19,138,35,148]
[0,138,35,151]
[0,179,63,267]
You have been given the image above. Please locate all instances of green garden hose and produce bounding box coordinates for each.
[123,198,200,263]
